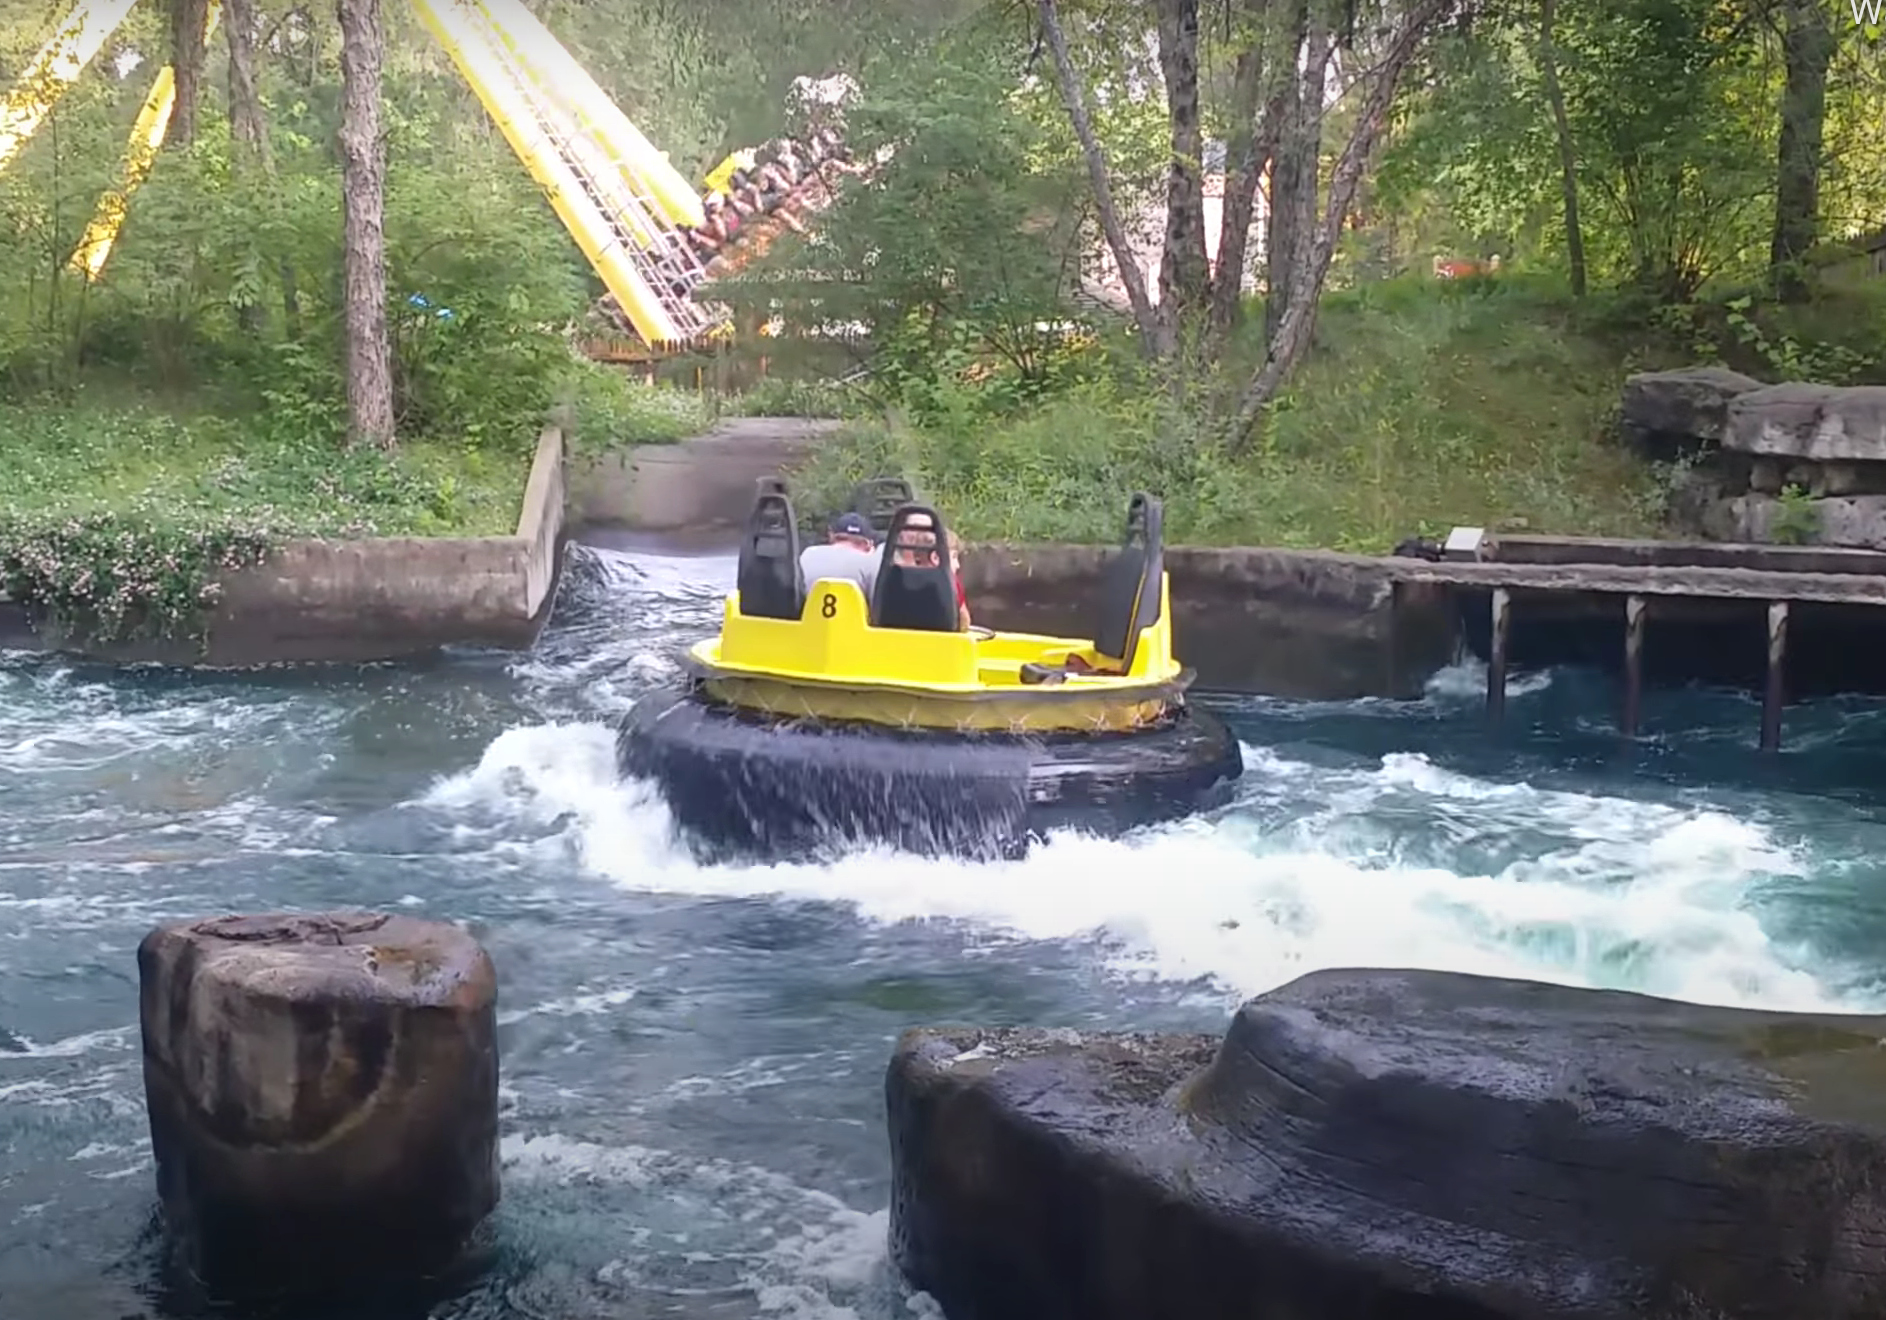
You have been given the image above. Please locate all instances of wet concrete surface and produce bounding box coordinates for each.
[571,417,844,536]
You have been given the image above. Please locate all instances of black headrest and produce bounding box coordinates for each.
[737,489,805,620]
[1092,492,1165,669]
[849,477,916,536]
[744,489,796,549]
[869,503,958,633]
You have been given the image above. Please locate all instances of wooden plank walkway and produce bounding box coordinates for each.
[1389,532,1886,749]
[1383,558,1886,608]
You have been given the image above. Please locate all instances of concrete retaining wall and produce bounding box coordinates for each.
[7,428,568,667]
[962,543,1457,700]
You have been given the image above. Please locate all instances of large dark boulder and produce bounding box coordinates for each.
[887,969,1886,1320]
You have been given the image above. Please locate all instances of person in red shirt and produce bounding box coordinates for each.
[949,542,972,631]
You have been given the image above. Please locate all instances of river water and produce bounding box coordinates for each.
[4,542,1886,1319]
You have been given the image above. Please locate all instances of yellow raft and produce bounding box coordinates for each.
[621,483,1242,859]
[685,492,1192,735]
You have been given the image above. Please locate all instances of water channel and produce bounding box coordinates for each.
[4,541,1885,1319]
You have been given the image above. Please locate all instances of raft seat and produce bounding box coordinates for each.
[1002,493,1166,685]
[1092,493,1165,671]
[870,504,958,634]
[849,476,916,540]
[737,486,805,621]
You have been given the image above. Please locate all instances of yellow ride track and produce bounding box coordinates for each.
[32,0,847,357]
[0,0,143,176]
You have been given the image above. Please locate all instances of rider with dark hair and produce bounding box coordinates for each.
[756,143,796,207]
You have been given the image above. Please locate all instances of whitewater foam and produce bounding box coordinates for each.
[420,716,1851,1014]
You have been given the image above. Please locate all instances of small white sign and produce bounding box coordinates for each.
[1443,526,1488,561]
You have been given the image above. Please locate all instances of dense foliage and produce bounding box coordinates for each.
[0,1,714,637]
[0,0,1882,636]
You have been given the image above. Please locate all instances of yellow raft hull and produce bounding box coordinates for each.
[686,575,1193,734]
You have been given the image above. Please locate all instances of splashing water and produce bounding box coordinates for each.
[4,542,1886,1318]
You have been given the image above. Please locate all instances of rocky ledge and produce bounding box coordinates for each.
[886,968,1886,1320]
[1622,367,1886,549]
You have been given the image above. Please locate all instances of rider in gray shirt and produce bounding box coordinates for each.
[798,511,880,606]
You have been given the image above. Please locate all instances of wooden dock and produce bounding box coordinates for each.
[1385,531,1886,749]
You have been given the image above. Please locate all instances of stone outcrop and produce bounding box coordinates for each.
[138,911,500,1297]
[887,968,1886,1320]
[1620,366,1765,462]
[1730,383,1886,466]
[1624,370,1886,549]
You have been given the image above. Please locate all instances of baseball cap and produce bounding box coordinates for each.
[829,512,873,538]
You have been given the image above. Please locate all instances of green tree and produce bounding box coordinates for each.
[1034,0,1453,441]
[1765,0,1838,300]
[167,0,212,150]
[741,26,1089,413]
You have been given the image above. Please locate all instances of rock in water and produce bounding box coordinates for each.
[887,970,1886,1320]
[138,911,500,1294]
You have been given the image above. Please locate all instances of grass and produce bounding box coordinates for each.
[2,401,530,538]
[559,361,709,450]
[3,364,716,540]
[722,373,860,420]
[791,279,1681,552]
[0,370,710,642]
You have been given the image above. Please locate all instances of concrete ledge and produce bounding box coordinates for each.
[1485,532,1886,575]
[962,543,1456,699]
[10,428,569,667]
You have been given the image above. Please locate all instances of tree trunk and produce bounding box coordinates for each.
[338,0,395,448]
[226,0,273,171]
[1264,0,1323,345]
[226,0,292,336]
[1537,0,1586,297]
[1768,0,1835,302]
[1037,0,1175,360]
[1229,0,1450,449]
[1154,0,1210,331]
[1207,25,1276,352]
[167,0,211,150]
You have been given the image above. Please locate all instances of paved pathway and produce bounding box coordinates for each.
[571,416,844,539]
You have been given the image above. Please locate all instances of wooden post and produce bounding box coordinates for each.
[1761,600,1788,752]
[139,912,499,1294]
[1488,587,1510,726]
[1621,594,1646,738]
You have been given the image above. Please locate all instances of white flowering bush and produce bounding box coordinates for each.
[0,509,277,642]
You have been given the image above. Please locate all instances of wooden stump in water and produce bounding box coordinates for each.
[137,910,500,1295]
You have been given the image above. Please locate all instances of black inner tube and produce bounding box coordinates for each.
[617,690,1244,862]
